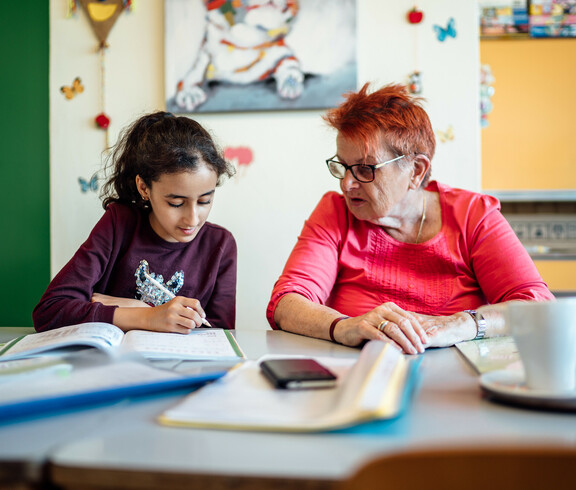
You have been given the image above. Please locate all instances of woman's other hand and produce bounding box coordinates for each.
[414,312,477,348]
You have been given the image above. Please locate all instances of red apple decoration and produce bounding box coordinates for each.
[95,113,111,129]
[407,8,424,24]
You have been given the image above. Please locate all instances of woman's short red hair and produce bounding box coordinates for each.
[323,83,436,162]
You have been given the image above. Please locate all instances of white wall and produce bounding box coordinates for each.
[50,0,480,330]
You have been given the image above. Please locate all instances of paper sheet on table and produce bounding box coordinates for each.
[455,336,520,374]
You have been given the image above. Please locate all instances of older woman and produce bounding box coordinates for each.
[267,83,554,354]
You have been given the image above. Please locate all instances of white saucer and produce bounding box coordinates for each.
[480,370,576,411]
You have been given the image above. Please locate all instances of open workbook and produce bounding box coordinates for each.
[0,323,245,361]
[159,340,419,432]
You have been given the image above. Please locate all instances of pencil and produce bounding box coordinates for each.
[139,268,212,328]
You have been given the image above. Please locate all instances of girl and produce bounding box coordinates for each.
[33,112,237,333]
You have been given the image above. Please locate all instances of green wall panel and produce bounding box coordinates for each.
[0,3,50,326]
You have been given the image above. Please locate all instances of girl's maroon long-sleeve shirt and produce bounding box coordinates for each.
[33,203,237,331]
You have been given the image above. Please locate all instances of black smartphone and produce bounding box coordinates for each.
[260,358,337,390]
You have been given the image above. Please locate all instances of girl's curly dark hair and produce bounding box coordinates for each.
[100,112,235,210]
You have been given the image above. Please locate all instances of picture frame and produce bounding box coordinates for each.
[164,0,358,113]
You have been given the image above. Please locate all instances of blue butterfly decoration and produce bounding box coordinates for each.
[434,17,457,42]
[78,175,98,193]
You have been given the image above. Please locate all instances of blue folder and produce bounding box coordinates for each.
[0,363,227,424]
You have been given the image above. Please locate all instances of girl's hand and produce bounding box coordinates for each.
[92,293,150,308]
[334,302,429,355]
[141,296,208,334]
[413,312,477,348]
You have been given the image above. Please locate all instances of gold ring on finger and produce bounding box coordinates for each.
[378,320,389,332]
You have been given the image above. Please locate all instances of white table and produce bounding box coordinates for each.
[2,328,575,489]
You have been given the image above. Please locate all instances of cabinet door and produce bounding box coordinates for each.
[481,39,576,191]
[534,261,576,294]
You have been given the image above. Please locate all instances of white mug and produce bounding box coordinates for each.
[507,298,576,393]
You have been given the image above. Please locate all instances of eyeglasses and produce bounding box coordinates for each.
[325,155,405,183]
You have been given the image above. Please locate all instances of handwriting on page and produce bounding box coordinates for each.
[124,330,237,357]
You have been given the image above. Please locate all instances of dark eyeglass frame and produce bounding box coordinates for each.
[325,154,406,183]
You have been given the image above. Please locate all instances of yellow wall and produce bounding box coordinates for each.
[480,38,576,191]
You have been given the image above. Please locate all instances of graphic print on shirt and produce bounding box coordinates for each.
[134,259,184,306]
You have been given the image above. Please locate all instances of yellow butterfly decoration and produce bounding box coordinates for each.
[436,125,454,143]
[60,77,84,100]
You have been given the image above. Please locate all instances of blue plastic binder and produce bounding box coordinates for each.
[0,360,227,424]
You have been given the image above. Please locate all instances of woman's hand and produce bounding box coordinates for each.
[91,293,150,308]
[413,312,477,348]
[335,302,429,355]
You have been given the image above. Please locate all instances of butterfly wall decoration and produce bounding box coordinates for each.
[436,126,455,143]
[433,17,457,42]
[61,77,84,100]
[78,175,98,193]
